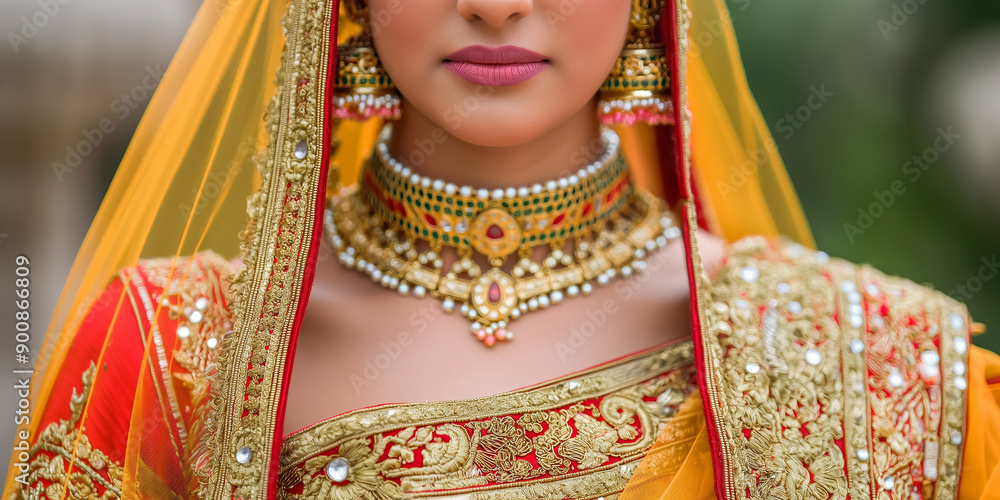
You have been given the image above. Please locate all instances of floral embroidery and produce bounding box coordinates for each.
[15,363,123,500]
[700,236,970,500]
[296,438,402,500]
[277,342,695,499]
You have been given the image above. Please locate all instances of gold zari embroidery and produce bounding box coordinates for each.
[277,341,695,499]
[701,237,971,500]
[16,363,123,500]
[204,0,336,497]
[138,253,235,487]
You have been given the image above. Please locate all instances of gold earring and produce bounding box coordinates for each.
[598,0,672,126]
[334,0,401,121]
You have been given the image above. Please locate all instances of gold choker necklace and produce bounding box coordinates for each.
[324,125,680,347]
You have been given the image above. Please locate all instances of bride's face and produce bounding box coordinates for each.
[368,0,632,147]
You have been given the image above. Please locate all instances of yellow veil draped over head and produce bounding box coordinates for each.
[8,0,813,496]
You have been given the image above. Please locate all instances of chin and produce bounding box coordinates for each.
[441,115,553,147]
[432,99,585,148]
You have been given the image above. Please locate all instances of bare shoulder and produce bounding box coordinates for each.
[627,225,727,300]
[695,226,727,277]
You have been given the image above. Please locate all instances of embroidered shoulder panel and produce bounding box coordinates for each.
[15,252,234,500]
[129,252,235,489]
[277,341,696,500]
[137,251,234,412]
[15,363,123,500]
[701,236,971,500]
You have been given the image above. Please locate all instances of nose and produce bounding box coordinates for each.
[457,0,533,28]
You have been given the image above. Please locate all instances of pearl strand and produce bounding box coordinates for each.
[324,124,680,348]
[374,124,621,202]
[324,201,683,347]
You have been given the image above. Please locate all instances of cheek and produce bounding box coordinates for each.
[549,2,631,84]
[367,2,441,77]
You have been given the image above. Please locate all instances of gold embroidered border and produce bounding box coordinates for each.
[671,0,729,496]
[458,461,639,500]
[281,341,694,463]
[204,0,335,497]
[936,294,970,499]
[277,342,695,499]
[834,263,872,499]
[864,271,939,498]
[855,267,972,500]
[16,363,124,500]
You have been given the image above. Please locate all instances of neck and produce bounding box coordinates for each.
[386,99,604,189]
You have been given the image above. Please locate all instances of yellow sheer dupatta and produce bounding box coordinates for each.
[4,0,285,495]
[960,346,1000,499]
[20,0,284,410]
[619,394,716,500]
[684,0,813,245]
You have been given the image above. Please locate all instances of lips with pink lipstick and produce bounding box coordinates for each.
[443,45,550,86]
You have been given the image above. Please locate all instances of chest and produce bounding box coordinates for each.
[277,340,699,500]
[282,246,693,437]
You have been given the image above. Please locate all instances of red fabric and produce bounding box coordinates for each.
[34,277,142,472]
[25,256,232,498]
[29,265,184,495]
[277,354,698,496]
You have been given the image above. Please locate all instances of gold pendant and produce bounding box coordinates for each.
[324,126,681,347]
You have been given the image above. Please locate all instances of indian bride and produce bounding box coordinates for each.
[7,0,1000,499]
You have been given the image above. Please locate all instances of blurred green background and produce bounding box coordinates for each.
[727,0,1000,351]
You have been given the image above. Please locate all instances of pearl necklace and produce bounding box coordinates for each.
[324,125,680,347]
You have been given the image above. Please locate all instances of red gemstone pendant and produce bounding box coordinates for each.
[488,282,502,303]
[469,208,522,260]
[486,224,504,239]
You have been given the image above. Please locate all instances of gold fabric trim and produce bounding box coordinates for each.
[673,0,693,202]
[836,265,871,500]
[700,236,971,500]
[936,298,970,500]
[122,264,188,462]
[276,341,695,499]
[204,0,335,497]
[15,363,124,500]
[132,252,235,489]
